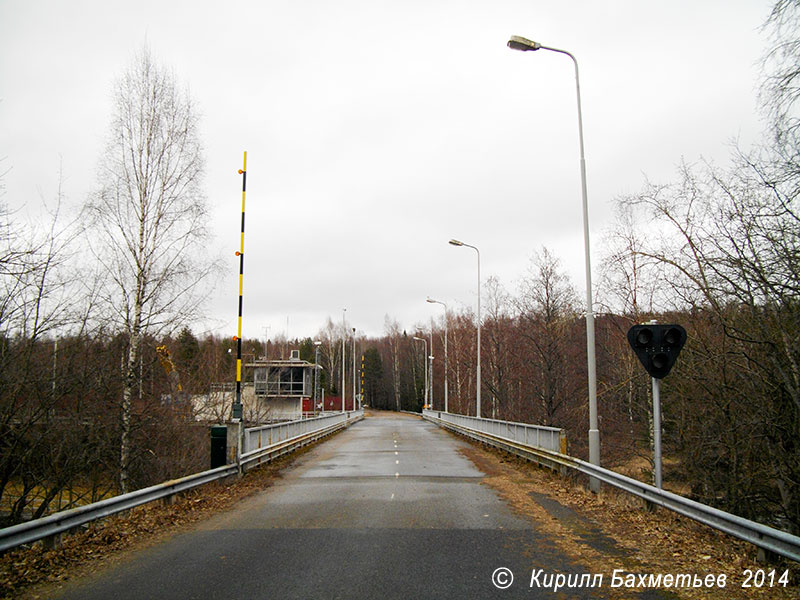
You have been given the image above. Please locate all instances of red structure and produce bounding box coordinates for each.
[322,396,356,411]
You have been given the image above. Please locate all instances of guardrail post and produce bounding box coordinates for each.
[559,430,568,476]
[758,547,781,564]
[42,531,64,550]
[227,421,243,475]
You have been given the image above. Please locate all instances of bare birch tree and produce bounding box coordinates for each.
[316,317,344,395]
[0,172,88,523]
[516,248,580,426]
[85,47,212,494]
[384,315,402,411]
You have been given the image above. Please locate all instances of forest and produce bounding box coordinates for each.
[1,2,797,543]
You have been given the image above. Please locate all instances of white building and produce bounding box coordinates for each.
[246,352,317,421]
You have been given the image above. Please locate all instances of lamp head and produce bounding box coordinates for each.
[413,336,424,342]
[448,239,464,246]
[507,35,541,51]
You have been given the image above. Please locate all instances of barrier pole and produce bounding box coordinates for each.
[233,151,247,421]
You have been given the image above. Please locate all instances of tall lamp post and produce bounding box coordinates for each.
[427,298,448,413]
[507,35,600,489]
[448,239,481,419]
[412,336,428,410]
[341,308,347,414]
[352,327,357,411]
[428,321,434,410]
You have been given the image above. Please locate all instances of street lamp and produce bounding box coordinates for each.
[448,238,481,418]
[427,297,448,413]
[507,34,600,489]
[412,336,428,410]
[341,308,347,414]
[429,324,434,410]
[352,327,357,411]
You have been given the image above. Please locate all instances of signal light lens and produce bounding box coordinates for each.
[664,327,681,346]
[652,353,669,370]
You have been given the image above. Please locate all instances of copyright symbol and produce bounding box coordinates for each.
[492,567,514,589]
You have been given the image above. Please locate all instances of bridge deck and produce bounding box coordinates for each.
[51,414,659,599]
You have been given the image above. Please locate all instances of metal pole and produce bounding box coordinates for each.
[652,376,662,489]
[352,328,356,412]
[314,343,321,415]
[429,320,434,410]
[567,49,600,492]
[429,354,433,410]
[475,246,481,419]
[341,309,346,413]
[508,38,599,489]
[440,315,448,412]
[553,46,599,490]
[233,151,247,422]
[423,339,428,408]
[413,337,427,409]
[428,298,449,413]
[447,240,480,417]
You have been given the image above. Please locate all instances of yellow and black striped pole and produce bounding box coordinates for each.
[233,151,247,420]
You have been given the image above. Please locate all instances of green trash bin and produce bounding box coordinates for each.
[210,425,227,468]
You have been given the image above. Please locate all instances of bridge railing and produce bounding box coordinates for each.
[241,411,362,470]
[422,409,800,563]
[422,409,567,474]
[0,409,364,553]
[423,410,565,453]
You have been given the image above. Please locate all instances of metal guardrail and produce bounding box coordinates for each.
[241,411,362,470]
[0,410,363,553]
[422,410,800,563]
[0,464,235,552]
[243,412,360,459]
[424,410,565,453]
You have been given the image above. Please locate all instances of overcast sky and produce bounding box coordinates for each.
[0,0,773,342]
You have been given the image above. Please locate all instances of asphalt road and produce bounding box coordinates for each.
[52,414,649,599]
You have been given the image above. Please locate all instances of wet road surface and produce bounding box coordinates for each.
[53,414,647,599]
